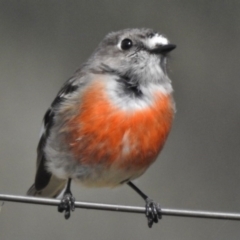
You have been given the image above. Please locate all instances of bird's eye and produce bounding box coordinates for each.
[120,38,133,50]
[148,33,155,38]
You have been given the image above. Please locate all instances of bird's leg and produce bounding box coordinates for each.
[127,181,162,228]
[58,178,75,219]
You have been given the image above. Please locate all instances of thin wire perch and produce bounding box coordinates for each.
[0,193,240,221]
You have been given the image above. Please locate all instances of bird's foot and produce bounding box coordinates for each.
[145,198,162,228]
[58,192,75,219]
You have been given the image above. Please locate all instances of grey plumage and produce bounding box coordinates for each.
[27,28,175,197]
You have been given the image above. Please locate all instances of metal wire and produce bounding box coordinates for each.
[0,193,240,220]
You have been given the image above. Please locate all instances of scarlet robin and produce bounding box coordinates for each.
[27,28,176,228]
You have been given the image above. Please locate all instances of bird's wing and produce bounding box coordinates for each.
[27,75,82,197]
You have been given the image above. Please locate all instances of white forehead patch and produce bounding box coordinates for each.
[146,34,169,49]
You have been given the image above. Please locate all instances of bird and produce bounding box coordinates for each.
[27,28,176,228]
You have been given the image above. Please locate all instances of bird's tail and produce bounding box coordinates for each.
[27,175,67,198]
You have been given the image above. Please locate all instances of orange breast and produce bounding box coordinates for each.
[66,81,174,171]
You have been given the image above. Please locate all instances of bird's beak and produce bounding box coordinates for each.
[151,44,176,54]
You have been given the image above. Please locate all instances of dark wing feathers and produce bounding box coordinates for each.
[51,82,79,107]
[32,78,79,192]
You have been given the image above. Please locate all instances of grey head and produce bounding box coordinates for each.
[84,28,176,89]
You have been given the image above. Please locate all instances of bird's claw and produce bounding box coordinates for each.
[58,193,75,219]
[145,198,162,228]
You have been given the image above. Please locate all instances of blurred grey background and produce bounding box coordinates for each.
[0,1,240,239]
